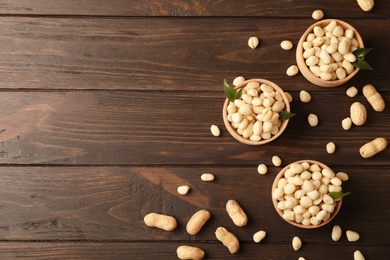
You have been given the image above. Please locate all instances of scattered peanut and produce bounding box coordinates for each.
[326,142,336,154]
[359,137,388,158]
[248,36,259,49]
[285,92,293,102]
[292,236,302,251]
[272,155,282,167]
[280,40,293,50]
[336,172,349,181]
[178,185,190,195]
[253,230,266,243]
[356,0,374,12]
[350,102,367,126]
[226,200,248,227]
[362,84,385,112]
[186,209,211,236]
[342,117,352,130]
[312,10,324,20]
[299,90,312,103]
[215,227,240,254]
[346,86,358,97]
[308,113,319,127]
[287,65,299,76]
[331,225,342,241]
[143,213,177,231]
[257,164,268,175]
[176,245,205,260]
[298,258,306,260]
[201,173,215,182]
[346,230,360,242]
[210,125,220,137]
[233,76,245,87]
[354,250,365,260]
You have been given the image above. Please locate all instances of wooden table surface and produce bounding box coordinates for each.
[0,1,389,259]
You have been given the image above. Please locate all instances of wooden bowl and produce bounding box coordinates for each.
[222,78,290,145]
[296,19,364,87]
[271,160,342,229]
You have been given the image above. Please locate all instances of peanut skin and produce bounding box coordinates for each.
[359,137,388,158]
[186,209,211,235]
[176,245,205,260]
[215,227,240,254]
[363,84,385,112]
[143,213,177,231]
[226,200,248,227]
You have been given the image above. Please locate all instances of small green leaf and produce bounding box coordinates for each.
[224,79,242,102]
[352,59,374,70]
[278,111,296,120]
[353,48,372,58]
[328,191,351,200]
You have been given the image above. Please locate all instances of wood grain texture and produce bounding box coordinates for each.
[0,242,388,259]
[0,166,388,244]
[0,0,389,17]
[0,18,388,91]
[0,91,388,166]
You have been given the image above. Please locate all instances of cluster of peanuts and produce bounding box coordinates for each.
[226,81,287,142]
[144,172,261,259]
[302,20,360,81]
[272,161,348,226]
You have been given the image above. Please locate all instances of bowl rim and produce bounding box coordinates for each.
[296,19,364,87]
[271,159,342,229]
[222,78,291,145]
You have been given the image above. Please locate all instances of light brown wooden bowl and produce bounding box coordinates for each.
[271,160,342,229]
[222,78,290,145]
[296,19,364,87]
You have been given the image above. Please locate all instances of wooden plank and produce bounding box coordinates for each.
[0,18,388,91]
[0,242,388,259]
[0,166,388,244]
[0,0,389,17]
[0,91,388,166]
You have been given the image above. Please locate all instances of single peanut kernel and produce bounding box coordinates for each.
[292,236,302,251]
[210,125,220,137]
[253,230,267,243]
[312,10,324,20]
[177,185,190,195]
[287,65,299,76]
[201,173,215,181]
[308,113,319,127]
[233,76,245,87]
[326,142,336,154]
[257,164,268,175]
[280,40,293,50]
[357,0,374,12]
[299,90,312,103]
[346,86,358,97]
[354,250,365,260]
[331,225,342,241]
[272,155,282,167]
[342,117,352,130]
[248,36,259,49]
[346,230,360,242]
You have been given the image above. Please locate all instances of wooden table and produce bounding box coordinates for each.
[0,1,389,259]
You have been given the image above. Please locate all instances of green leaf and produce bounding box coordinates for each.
[328,191,351,200]
[223,79,242,102]
[353,48,372,58]
[278,111,296,120]
[352,59,374,70]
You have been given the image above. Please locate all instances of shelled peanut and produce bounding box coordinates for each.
[226,81,287,142]
[272,162,345,226]
[302,20,359,81]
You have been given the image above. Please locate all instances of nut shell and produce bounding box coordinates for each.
[350,102,367,126]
